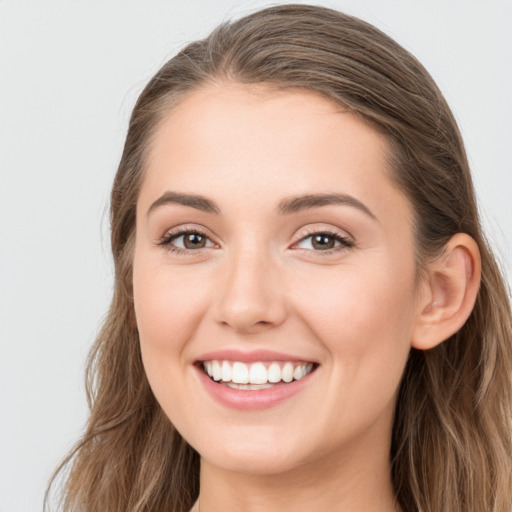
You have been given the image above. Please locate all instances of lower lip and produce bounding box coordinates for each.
[195,365,316,410]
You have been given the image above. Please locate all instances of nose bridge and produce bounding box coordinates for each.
[215,240,286,332]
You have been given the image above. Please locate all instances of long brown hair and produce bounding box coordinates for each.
[46,4,512,511]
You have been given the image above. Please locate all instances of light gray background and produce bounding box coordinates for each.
[0,1,510,510]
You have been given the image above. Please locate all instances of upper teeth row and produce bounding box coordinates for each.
[203,360,314,385]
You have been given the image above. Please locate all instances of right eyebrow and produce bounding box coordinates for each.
[146,191,221,216]
[277,192,376,220]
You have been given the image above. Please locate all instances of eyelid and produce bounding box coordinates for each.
[157,225,218,253]
[291,226,354,254]
[157,224,354,256]
[294,224,353,242]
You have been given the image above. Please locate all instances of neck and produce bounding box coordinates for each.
[197,428,401,512]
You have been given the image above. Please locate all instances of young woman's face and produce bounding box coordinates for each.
[133,83,424,475]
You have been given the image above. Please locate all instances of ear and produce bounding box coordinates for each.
[412,233,481,350]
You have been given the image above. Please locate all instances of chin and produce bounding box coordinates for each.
[202,447,306,476]
[191,427,314,476]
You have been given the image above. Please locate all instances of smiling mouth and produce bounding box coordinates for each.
[199,360,317,390]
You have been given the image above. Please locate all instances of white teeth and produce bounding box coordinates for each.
[232,362,249,384]
[202,360,315,386]
[221,360,232,382]
[282,362,294,383]
[293,365,305,380]
[268,362,281,383]
[249,362,268,384]
[212,360,222,381]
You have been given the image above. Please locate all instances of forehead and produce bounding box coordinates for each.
[139,82,411,227]
[151,83,383,153]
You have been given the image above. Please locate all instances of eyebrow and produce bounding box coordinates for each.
[277,192,376,219]
[147,191,376,219]
[147,191,221,216]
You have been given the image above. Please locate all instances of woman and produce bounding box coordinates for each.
[47,4,512,512]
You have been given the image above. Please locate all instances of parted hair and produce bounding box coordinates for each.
[46,4,512,512]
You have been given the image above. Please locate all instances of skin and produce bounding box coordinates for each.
[133,83,429,512]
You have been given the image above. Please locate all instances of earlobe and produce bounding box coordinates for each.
[412,233,481,350]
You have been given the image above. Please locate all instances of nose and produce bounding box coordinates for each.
[214,247,287,334]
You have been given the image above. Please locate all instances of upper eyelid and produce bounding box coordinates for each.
[160,225,349,239]
[161,225,217,241]
[294,225,353,243]
[291,231,353,252]
[158,228,217,254]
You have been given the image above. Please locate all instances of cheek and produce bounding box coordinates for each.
[132,253,207,370]
[132,254,214,429]
[292,261,416,433]
[292,257,417,382]
[299,260,414,331]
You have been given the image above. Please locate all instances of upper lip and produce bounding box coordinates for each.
[196,349,317,364]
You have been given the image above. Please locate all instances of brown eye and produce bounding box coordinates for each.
[295,231,353,253]
[160,229,215,252]
[183,233,207,249]
[311,234,336,250]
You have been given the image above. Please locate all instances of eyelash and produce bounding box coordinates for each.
[157,227,354,256]
[158,228,215,255]
[294,228,354,256]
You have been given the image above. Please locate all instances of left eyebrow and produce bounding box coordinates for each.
[277,193,376,220]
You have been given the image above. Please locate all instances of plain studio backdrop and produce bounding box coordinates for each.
[0,1,510,510]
